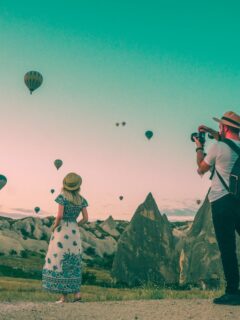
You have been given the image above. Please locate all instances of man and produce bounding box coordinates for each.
[194,111,240,305]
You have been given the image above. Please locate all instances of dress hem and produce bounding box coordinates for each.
[42,285,81,294]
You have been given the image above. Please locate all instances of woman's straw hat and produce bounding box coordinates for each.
[213,111,240,129]
[63,173,82,191]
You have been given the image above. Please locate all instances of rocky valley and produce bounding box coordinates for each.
[1,192,239,289]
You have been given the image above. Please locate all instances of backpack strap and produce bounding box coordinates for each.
[214,138,240,192]
[221,138,240,156]
[215,170,229,192]
[209,166,215,180]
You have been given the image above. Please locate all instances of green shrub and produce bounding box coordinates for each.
[44,217,54,228]
[20,251,28,258]
[30,224,35,234]
[40,233,48,241]
[102,253,114,269]
[87,253,114,270]
[0,265,42,279]
[21,229,29,238]
[85,247,96,256]
[82,271,97,285]
[9,250,17,256]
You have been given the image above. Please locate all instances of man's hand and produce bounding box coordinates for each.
[198,125,220,140]
[193,136,203,149]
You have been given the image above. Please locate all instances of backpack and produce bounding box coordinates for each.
[214,139,240,199]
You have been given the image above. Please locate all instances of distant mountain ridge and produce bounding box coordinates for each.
[0,212,30,219]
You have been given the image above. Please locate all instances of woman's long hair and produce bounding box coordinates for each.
[62,187,83,205]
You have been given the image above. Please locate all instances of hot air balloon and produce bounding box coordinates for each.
[24,71,43,94]
[50,189,55,194]
[116,123,120,126]
[54,159,63,170]
[0,175,7,190]
[145,130,153,140]
[119,196,124,201]
[122,122,126,126]
[34,207,40,214]
[196,199,201,205]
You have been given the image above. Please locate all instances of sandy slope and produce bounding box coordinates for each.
[0,300,240,320]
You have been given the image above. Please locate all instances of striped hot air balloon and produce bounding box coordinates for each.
[24,71,43,94]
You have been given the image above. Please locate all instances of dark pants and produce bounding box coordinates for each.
[211,194,240,294]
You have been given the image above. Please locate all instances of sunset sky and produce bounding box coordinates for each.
[0,1,240,221]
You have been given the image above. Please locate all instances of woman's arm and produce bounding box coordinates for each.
[52,204,64,231]
[78,207,88,226]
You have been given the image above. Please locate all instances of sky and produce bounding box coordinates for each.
[0,0,240,221]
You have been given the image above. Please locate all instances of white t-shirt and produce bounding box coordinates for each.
[204,139,240,203]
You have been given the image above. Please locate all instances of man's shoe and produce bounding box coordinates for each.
[213,293,240,305]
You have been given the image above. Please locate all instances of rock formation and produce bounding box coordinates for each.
[0,214,125,264]
[179,194,240,289]
[3,192,237,290]
[99,216,120,238]
[112,193,178,286]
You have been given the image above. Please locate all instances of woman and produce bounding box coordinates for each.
[42,172,88,303]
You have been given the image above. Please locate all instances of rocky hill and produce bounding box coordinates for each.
[179,194,240,289]
[0,215,128,267]
[112,193,178,286]
[1,192,237,289]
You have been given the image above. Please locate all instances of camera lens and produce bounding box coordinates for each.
[191,133,198,142]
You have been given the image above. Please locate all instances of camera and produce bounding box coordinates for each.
[191,132,214,145]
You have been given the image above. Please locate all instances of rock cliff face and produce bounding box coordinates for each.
[112,193,178,286]
[178,195,240,289]
[0,215,125,263]
[0,216,53,256]
[99,216,120,238]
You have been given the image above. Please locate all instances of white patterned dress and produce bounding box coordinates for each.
[42,194,88,294]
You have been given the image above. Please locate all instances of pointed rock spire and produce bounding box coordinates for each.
[100,215,120,238]
[178,193,240,289]
[112,193,178,286]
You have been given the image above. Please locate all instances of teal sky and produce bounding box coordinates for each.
[0,1,240,221]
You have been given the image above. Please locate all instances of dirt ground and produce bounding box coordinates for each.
[1,299,240,320]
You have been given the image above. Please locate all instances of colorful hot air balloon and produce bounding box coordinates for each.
[24,71,43,94]
[145,130,153,140]
[0,175,7,191]
[54,159,63,170]
[34,207,40,214]
[50,189,55,194]
[119,196,124,201]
